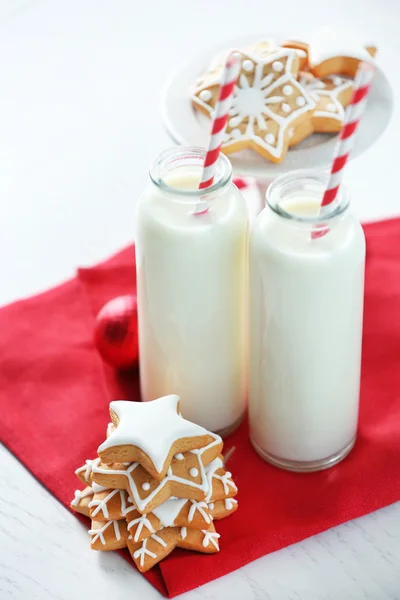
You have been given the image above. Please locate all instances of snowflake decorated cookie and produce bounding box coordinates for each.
[127,523,220,573]
[89,518,129,551]
[97,395,219,480]
[70,486,94,517]
[208,497,238,520]
[91,436,230,514]
[88,484,135,521]
[71,396,238,572]
[126,497,213,543]
[192,47,315,163]
[301,74,354,133]
[305,29,377,77]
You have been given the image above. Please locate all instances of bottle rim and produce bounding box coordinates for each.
[266,169,350,224]
[149,146,232,201]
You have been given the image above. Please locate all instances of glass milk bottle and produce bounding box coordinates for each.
[135,146,248,436]
[249,170,366,471]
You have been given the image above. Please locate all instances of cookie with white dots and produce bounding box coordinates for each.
[97,396,220,481]
[126,497,214,543]
[301,74,354,133]
[91,434,224,514]
[192,47,315,163]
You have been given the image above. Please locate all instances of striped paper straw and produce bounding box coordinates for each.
[321,61,375,209]
[194,52,240,215]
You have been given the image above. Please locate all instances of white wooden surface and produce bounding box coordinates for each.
[0,0,400,598]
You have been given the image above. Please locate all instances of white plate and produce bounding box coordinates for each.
[161,34,394,181]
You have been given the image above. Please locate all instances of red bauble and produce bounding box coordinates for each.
[94,295,139,369]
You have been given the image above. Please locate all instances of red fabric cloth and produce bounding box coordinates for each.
[1,218,400,597]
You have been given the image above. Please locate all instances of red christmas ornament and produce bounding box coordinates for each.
[94,295,139,369]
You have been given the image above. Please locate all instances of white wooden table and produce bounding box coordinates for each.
[0,1,399,598]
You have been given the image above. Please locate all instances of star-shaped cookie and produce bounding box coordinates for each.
[192,48,315,163]
[92,435,231,514]
[89,518,129,551]
[127,523,220,572]
[97,395,218,480]
[301,74,353,132]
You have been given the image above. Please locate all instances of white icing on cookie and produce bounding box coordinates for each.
[180,527,187,540]
[88,488,131,519]
[98,396,214,473]
[189,468,199,477]
[201,529,220,549]
[272,60,284,72]
[219,49,315,159]
[188,500,211,524]
[243,59,255,72]
[224,498,238,511]
[308,28,375,67]
[205,458,237,502]
[199,89,212,102]
[152,497,187,527]
[75,458,100,484]
[71,487,93,506]
[302,75,353,122]
[133,537,157,566]
[127,513,155,542]
[93,434,222,514]
[142,482,150,491]
[88,520,121,545]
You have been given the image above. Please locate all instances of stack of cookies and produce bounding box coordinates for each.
[71,395,238,572]
[192,38,376,164]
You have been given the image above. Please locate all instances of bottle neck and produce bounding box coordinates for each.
[266,169,350,227]
[149,146,232,204]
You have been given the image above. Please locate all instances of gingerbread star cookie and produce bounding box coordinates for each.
[192,47,315,163]
[97,396,219,480]
[88,485,134,521]
[126,497,213,543]
[92,436,230,514]
[209,497,238,520]
[89,518,129,551]
[70,486,94,517]
[305,30,376,77]
[127,523,220,572]
[301,74,354,133]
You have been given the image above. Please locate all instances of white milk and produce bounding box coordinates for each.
[249,171,366,471]
[135,148,248,434]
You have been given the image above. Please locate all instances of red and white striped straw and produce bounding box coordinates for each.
[321,61,375,209]
[198,52,240,191]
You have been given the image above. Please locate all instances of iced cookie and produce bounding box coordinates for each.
[281,40,310,70]
[97,396,219,480]
[302,74,354,132]
[89,518,129,551]
[178,523,220,554]
[88,485,135,521]
[75,458,100,485]
[127,527,180,572]
[91,436,227,514]
[126,497,213,543]
[192,48,315,163]
[307,34,376,78]
[127,523,220,572]
[208,497,238,520]
[287,119,314,147]
[70,486,94,517]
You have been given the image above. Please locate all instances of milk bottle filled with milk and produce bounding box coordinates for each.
[136,147,248,435]
[249,170,366,471]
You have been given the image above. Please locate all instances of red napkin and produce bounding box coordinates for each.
[1,217,400,598]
